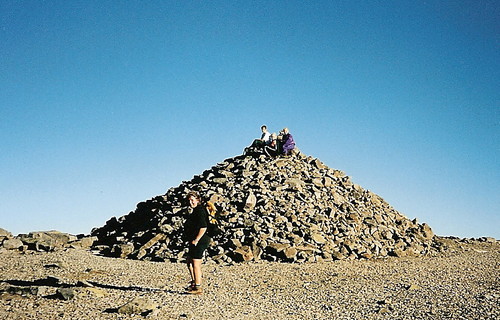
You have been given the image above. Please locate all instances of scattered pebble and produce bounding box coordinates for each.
[0,239,498,319]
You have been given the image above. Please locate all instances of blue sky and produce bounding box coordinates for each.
[1,1,498,239]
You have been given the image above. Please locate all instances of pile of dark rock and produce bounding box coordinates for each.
[0,228,96,252]
[91,151,435,263]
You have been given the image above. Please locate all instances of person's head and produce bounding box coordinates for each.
[261,125,267,132]
[187,191,201,208]
[282,127,289,134]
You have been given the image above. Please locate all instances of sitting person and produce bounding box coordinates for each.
[279,127,295,156]
[264,133,278,157]
[245,125,272,154]
[254,125,271,147]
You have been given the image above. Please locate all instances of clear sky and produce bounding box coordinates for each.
[1,1,498,239]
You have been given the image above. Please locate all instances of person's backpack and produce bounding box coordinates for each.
[205,201,221,238]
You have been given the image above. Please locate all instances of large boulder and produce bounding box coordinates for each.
[0,227,13,239]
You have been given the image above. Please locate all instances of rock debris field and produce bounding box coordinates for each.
[1,152,498,319]
[0,238,498,320]
[91,152,435,264]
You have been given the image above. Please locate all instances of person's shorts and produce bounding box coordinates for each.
[187,238,210,259]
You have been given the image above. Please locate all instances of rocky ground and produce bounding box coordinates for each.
[0,237,498,320]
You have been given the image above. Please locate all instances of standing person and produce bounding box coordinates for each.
[281,127,296,155]
[184,191,211,294]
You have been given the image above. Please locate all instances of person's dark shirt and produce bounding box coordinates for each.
[184,205,208,242]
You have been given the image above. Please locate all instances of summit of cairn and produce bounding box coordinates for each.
[91,151,435,263]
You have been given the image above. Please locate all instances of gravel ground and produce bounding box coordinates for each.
[0,238,498,320]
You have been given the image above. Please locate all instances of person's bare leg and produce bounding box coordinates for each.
[186,258,195,287]
[192,258,202,286]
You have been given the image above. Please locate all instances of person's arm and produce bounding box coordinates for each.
[191,228,207,246]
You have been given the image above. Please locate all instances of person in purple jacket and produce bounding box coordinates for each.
[280,127,295,155]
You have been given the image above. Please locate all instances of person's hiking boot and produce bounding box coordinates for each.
[187,285,203,295]
[185,281,195,292]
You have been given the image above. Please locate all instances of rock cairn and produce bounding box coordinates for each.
[91,152,435,263]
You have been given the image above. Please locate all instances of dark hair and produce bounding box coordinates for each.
[261,125,267,130]
[186,191,201,202]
